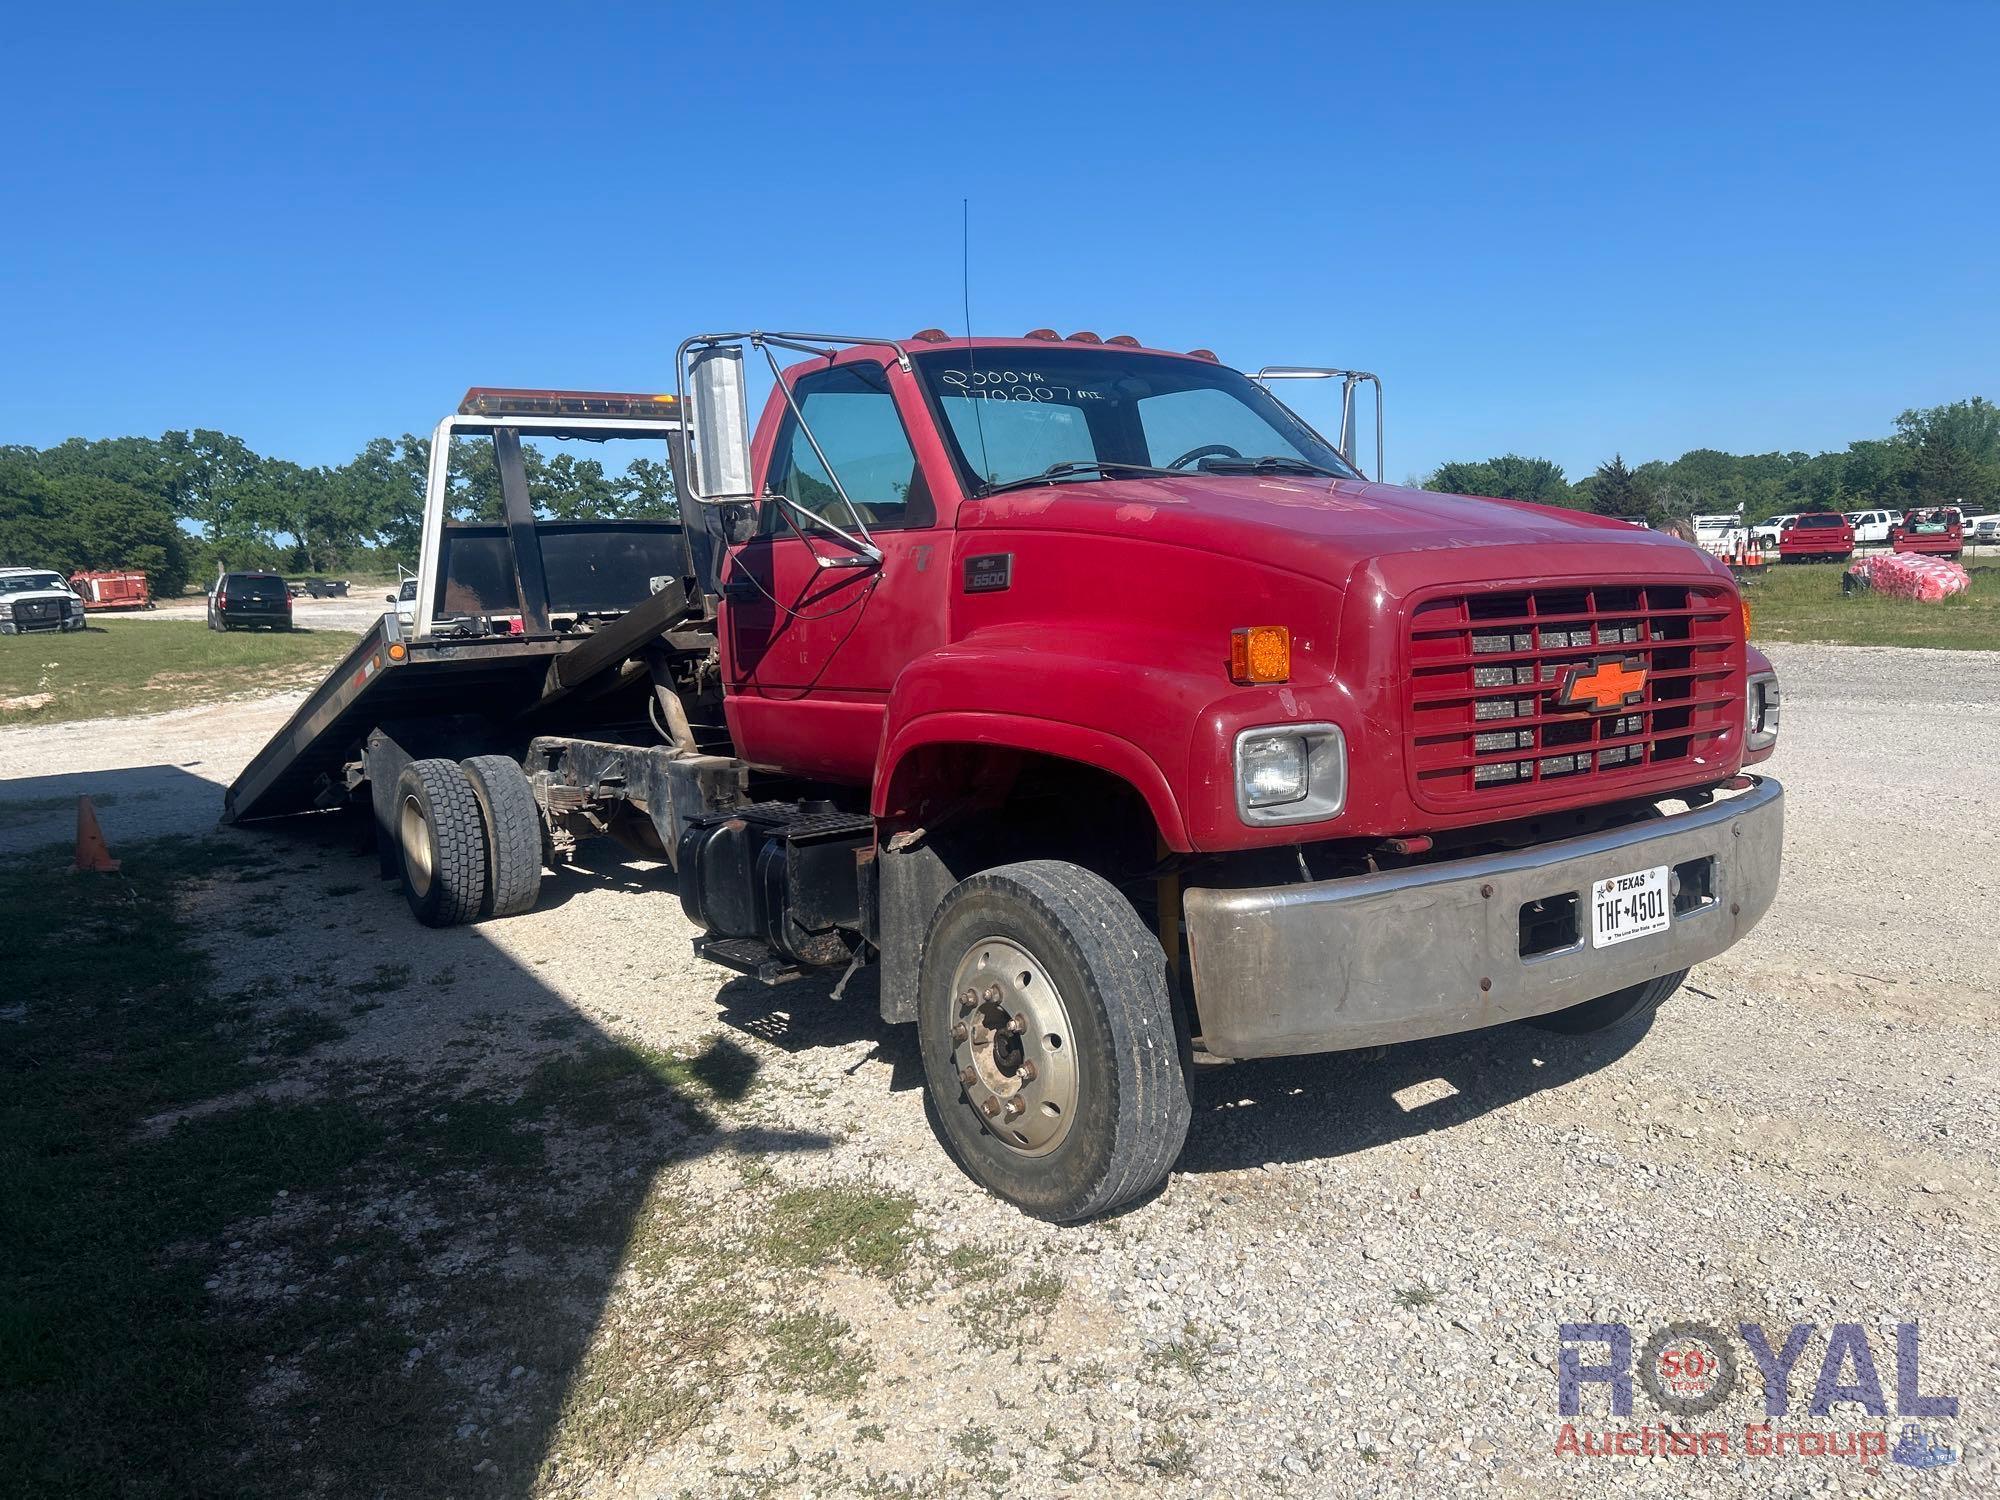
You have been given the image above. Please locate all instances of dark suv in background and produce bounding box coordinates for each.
[207,571,295,630]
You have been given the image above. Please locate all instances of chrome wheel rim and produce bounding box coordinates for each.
[399,793,434,896]
[947,936,1078,1156]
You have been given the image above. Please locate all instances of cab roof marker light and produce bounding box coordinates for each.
[1067,331,1103,343]
[1187,348,1220,363]
[1106,334,1141,347]
[458,388,677,420]
[910,328,952,343]
[1024,328,1061,341]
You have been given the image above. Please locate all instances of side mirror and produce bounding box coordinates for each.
[386,594,397,603]
[683,344,755,504]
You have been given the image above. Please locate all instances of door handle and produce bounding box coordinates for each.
[719,577,759,602]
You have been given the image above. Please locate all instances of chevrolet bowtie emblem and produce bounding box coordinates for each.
[1556,655,1648,712]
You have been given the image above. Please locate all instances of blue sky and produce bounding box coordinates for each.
[4,2,1995,484]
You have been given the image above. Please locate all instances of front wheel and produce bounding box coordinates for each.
[918,860,1191,1223]
[1527,968,1686,1034]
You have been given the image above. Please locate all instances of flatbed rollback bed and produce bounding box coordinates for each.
[227,335,1786,1222]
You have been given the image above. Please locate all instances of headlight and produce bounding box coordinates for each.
[1234,722,1347,826]
[1239,733,1309,808]
[0,601,13,618]
[1746,671,1781,750]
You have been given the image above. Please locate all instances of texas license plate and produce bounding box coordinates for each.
[1591,865,1670,948]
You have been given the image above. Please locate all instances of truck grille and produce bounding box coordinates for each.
[1406,582,1741,810]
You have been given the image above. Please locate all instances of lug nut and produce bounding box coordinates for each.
[959,988,978,1012]
[1007,1012,1027,1034]
[1019,1061,1039,1083]
[951,1021,969,1043]
[958,1066,978,1088]
[980,1096,1001,1118]
[983,984,1001,1003]
[1003,1097,1026,1121]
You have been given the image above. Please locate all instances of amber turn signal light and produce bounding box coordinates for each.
[1740,597,1754,639]
[1229,626,1291,685]
[387,642,407,661]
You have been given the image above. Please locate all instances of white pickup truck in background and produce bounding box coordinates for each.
[1846,508,1899,545]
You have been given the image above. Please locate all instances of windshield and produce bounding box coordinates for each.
[1795,513,1845,529]
[913,349,1357,494]
[0,573,68,594]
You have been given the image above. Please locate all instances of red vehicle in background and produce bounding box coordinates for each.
[1777,511,1854,563]
[1891,508,1964,559]
[69,570,154,610]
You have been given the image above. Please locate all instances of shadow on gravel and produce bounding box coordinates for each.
[1177,1016,1652,1175]
[711,966,927,1095]
[0,812,834,1500]
[0,763,219,855]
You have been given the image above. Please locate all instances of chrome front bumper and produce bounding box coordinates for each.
[1181,777,1784,1058]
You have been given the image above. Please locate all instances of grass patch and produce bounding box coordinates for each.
[0,618,360,725]
[1747,556,2000,650]
[762,1184,921,1279]
[269,1005,350,1057]
[950,1423,998,1459]
[0,835,779,1498]
[962,1268,1065,1351]
[1142,1427,1196,1477]
[942,1244,1005,1282]
[763,1311,870,1400]
[345,962,411,997]
[0,838,386,1493]
[1144,1322,1217,1381]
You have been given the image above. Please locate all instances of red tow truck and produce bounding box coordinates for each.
[1776,511,1854,563]
[1891,507,1964,559]
[227,331,1784,1221]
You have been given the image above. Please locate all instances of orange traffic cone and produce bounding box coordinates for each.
[74,795,120,874]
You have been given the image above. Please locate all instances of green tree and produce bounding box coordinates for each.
[1424,454,1576,507]
[1895,398,2000,510]
[1588,454,1644,517]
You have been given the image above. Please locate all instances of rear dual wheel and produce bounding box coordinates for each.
[918,861,1191,1223]
[392,755,544,926]
[395,760,487,927]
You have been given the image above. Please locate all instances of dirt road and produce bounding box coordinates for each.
[4,641,1993,1497]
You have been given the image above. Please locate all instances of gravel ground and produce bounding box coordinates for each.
[5,640,1995,1497]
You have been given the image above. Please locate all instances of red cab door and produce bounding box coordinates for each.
[720,356,954,782]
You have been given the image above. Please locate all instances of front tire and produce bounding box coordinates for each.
[393,759,488,927]
[918,860,1190,1223]
[1527,968,1686,1034]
